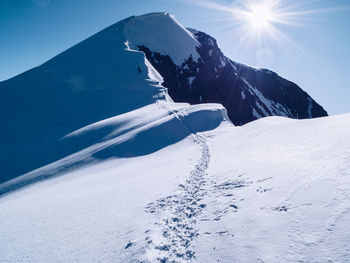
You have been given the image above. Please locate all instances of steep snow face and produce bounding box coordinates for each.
[0,114,349,262]
[0,12,328,185]
[122,12,200,65]
[0,20,167,183]
[0,13,224,185]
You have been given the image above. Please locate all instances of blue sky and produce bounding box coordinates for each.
[1,0,349,115]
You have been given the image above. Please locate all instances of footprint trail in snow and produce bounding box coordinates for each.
[126,135,252,262]
[143,135,210,262]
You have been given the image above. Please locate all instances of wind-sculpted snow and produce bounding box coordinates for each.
[0,21,166,183]
[1,114,349,262]
[0,102,229,195]
[0,12,221,186]
[0,12,327,187]
[0,12,347,263]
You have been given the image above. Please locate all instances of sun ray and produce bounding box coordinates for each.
[244,3,276,30]
[182,0,348,68]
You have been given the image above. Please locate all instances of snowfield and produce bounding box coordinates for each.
[198,114,350,262]
[0,11,349,263]
[1,113,349,262]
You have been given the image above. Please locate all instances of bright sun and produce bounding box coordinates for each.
[246,4,275,29]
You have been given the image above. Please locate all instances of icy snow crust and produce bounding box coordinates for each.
[1,114,350,262]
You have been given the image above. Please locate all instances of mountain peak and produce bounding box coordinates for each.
[0,12,327,189]
[136,11,172,18]
[120,12,200,65]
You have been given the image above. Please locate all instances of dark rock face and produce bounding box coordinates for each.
[139,30,328,125]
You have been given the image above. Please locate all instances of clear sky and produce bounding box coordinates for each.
[1,0,349,115]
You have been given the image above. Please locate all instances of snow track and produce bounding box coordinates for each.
[142,135,210,262]
[127,134,249,263]
[2,113,350,262]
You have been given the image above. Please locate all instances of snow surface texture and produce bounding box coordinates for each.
[0,12,218,184]
[1,114,349,262]
[0,12,347,263]
[0,12,326,184]
[0,102,228,195]
[0,17,164,182]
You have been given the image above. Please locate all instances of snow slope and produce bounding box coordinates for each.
[0,102,228,195]
[195,113,350,262]
[0,12,222,185]
[1,113,349,262]
[0,12,326,185]
[0,12,347,263]
[0,18,165,182]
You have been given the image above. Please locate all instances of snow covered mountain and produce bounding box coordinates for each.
[134,13,327,125]
[0,12,230,188]
[0,12,348,263]
[0,12,327,187]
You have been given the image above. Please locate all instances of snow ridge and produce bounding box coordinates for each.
[123,12,200,65]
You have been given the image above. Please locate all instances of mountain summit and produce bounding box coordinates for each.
[0,13,349,263]
[0,12,327,188]
[124,13,327,125]
[0,12,230,190]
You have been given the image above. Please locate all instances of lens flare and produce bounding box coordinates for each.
[185,0,347,66]
[245,4,275,29]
